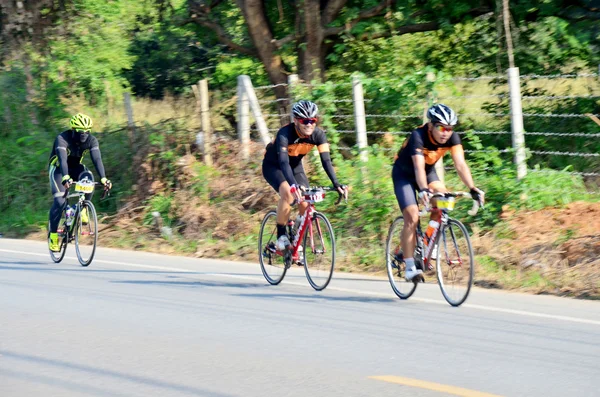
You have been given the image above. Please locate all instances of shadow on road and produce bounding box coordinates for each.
[111,279,264,289]
[0,260,52,266]
[234,292,397,304]
[0,263,203,275]
[0,350,235,397]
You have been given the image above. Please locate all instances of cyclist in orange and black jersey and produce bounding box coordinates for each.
[392,104,485,281]
[262,100,347,251]
[47,113,112,252]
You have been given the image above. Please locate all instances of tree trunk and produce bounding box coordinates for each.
[299,0,325,82]
[237,0,288,100]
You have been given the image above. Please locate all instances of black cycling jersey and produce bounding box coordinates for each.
[263,123,339,188]
[394,124,461,176]
[48,130,106,179]
[264,123,327,167]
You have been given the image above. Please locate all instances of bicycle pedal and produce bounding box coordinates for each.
[413,274,425,284]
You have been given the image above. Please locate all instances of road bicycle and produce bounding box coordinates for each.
[385,192,480,306]
[48,178,109,266]
[258,186,345,291]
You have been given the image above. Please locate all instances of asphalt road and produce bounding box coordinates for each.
[1,238,599,397]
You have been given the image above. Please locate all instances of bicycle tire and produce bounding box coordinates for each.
[75,200,98,267]
[385,216,418,299]
[48,214,68,263]
[436,218,474,307]
[303,212,335,291]
[258,210,288,285]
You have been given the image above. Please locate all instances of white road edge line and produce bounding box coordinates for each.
[2,248,599,326]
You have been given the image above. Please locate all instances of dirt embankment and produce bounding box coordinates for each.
[474,202,600,298]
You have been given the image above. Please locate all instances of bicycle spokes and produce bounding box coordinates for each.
[303,213,335,291]
[75,202,98,266]
[385,217,418,299]
[437,220,474,306]
[259,211,288,285]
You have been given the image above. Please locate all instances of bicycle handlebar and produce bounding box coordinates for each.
[419,191,481,216]
[294,185,348,206]
[63,182,111,200]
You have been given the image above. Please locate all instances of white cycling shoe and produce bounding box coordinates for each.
[276,235,291,251]
[405,266,424,282]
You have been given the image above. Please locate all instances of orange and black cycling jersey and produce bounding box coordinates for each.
[264,123,327,167]
[263,123,340,187]
[394,124,462,175]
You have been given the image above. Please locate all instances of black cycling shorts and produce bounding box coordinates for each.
[262,160,309,193]
[392,163,440,211]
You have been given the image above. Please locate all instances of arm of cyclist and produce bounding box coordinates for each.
[54,135,70,181]
[88,137,112,190]
[53,136,73,188]
[451,145,484,206]
[317,143,346,197]
[275,134,302,202]
[411,154,431,205]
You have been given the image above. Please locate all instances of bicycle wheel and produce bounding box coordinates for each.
[385,216,418,299]
[303,212,335,291]
[258,210,288,285]
[75,200,98,267]
[48,214,68,263]
[436,219,474,306]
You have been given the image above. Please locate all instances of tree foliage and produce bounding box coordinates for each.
[185,0,600,92]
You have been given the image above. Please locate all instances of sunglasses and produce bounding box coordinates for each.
[297,118,317,125]
[75,128,91,133]
[435,124,453,133]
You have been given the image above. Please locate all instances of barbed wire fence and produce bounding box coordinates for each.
[231,69,600,194]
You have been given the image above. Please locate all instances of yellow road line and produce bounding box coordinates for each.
[369,375,504,397]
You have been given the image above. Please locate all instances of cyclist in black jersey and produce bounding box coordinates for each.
[47,113,112,252]
[263,100,347,251]
[392,104,485,281]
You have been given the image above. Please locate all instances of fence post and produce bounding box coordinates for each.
[352,76,368,162]
[424,73,445,184]
[507,67,527,179]
[241,75,271,145]
[123,92,135,149]
[199,79,213,165]
[237,75,250,161]
[191,83,203,158]
[287,74,299,124]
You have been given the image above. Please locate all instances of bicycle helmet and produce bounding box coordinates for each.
[292,100,318,119]
[70,113,93,130]
[427,104,458,126]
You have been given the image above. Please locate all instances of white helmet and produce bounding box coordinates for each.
[427,104,458,126]
[292,100,318,119]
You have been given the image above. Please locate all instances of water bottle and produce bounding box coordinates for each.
[424,220,440,245]
[65,206,75,226]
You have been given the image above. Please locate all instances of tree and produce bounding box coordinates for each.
[186,0,600,96]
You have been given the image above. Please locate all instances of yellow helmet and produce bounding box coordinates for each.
[69,113,93,130]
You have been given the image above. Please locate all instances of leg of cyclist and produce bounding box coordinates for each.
[293,168,310,217]
[292,169,309,263]
[393,168,423,281]
[77,166,94,224]
[427,167,446,223]
[263,160,294,250]
[426,170,447,260]
[48,164,67,251]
